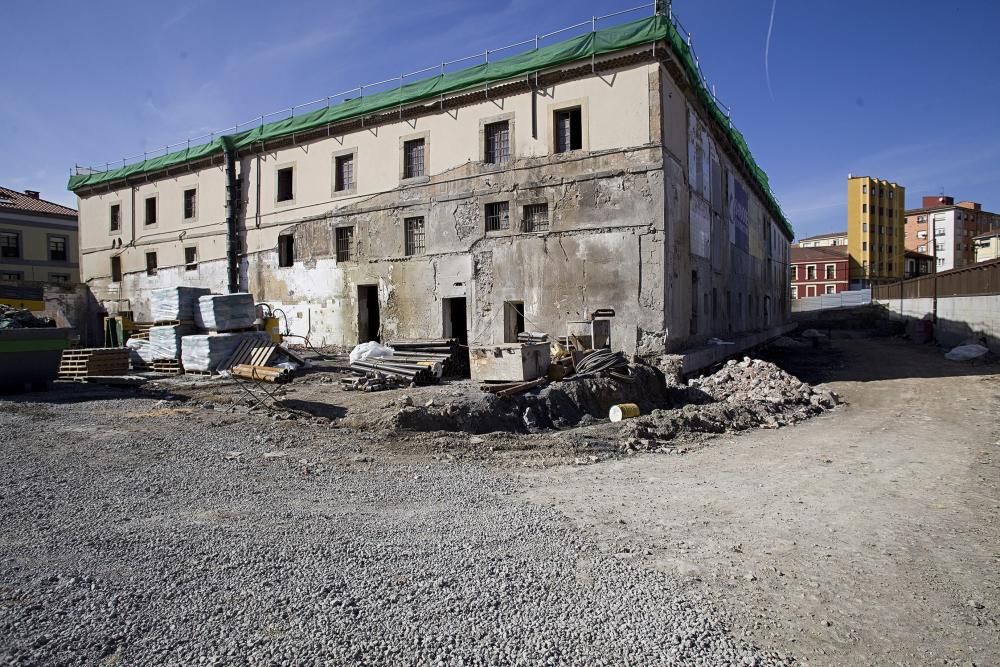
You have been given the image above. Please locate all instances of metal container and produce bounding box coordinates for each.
[567,319,611,349]
[469,342,551,382]
[0,328,73,391]
[609,403,640,422]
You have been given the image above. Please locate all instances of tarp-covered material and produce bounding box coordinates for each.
[67,14,791,236]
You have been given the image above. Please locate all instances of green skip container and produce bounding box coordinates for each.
[0,328,73,392]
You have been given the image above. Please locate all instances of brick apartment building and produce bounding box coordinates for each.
[790,245,849,299]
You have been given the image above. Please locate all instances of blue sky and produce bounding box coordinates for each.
[1,0,998,239]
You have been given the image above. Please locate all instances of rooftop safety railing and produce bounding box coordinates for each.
[74,2,733,176]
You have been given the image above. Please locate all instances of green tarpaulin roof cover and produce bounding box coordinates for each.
[68,14,790,235]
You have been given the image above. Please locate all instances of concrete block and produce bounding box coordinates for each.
[469,342,550,382]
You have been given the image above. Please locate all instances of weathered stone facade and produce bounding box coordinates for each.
[74,45,791,358]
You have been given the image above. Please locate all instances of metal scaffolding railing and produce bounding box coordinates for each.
[73,2,734,176]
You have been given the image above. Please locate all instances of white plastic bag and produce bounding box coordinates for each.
[944,344,988,361]
[349,341,395,363]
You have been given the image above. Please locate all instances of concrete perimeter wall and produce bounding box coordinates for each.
[876,295,1000,352]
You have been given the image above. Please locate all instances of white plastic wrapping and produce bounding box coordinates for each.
[126,337,156,366]
[150,287,212,322]
[181,332,271,372]
[195,293,256,331]
[944,344,988,361]
[349,341,395,363]
[148,325,196,360]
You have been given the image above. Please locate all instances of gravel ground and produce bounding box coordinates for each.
[0,388,791,666]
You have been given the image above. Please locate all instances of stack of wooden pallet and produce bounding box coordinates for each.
[58,348,129,380]
[385,338,468,377]
[151,359,184,375]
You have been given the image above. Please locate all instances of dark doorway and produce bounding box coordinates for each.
[357,285,380,343]
[442,297,468,344]
[503,301,524,343]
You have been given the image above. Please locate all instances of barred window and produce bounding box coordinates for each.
[110,203,121,232]
[145,251,157,276]
[49,273,70,283]
[522,203,549,232]
[336,226,355,262]
[403,139,425,179]
[484,121,510,164]
[404,216,425,256]
[0,271,22,281]
[335,153,354,191]
[0,231,20,258]
[485,201,510,232]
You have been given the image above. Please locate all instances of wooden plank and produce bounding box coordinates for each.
[221,338,254,370]
[250,344,275,367]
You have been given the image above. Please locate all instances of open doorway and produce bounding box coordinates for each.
[503,301,524,343]
[442,297,468,344]
[357,285,380,343]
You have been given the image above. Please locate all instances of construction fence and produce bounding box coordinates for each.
[873,259,1000,300]
[791,289,871,313]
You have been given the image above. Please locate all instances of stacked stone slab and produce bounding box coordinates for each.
[149,287,212,322]
[148,324,196,361]
[195,293,256,332]
[181,332,272,372]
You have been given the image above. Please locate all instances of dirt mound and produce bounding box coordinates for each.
[392,364,673,435]
[618,358,839,452]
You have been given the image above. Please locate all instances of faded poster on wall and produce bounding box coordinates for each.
[690,197,711,259]
[732,176,749,252]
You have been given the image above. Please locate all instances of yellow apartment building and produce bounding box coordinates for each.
[846,175,904,287]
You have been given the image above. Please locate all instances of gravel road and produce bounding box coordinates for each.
[0,390,790,666]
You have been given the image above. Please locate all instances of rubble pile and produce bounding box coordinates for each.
[0,304,54,329]
[618,357,839,453]
[690,357,839,409]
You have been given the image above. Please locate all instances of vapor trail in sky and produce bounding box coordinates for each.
[765,0,777,100]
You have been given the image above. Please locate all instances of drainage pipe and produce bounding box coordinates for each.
[221,136,241,294]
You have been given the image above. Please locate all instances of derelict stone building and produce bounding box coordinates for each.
[70,11,792,358]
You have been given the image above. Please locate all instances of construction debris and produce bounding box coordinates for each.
[0,304,54,329]
[689,357,838,407]
[340,372,407,392]
[617,358,840,452]
[385,338,468,377]
[350,358,439,386]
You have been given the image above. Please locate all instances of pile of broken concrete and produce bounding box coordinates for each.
[0,304,54,329]
[618,357,839,453]
[689,357,838,409]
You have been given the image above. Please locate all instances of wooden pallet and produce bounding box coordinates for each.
[151,359,184,375]
[208,326,257,335]
[58,348,129,379]
[184,369,216,376]
[221,339,276,371]
[151,320,195,327]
